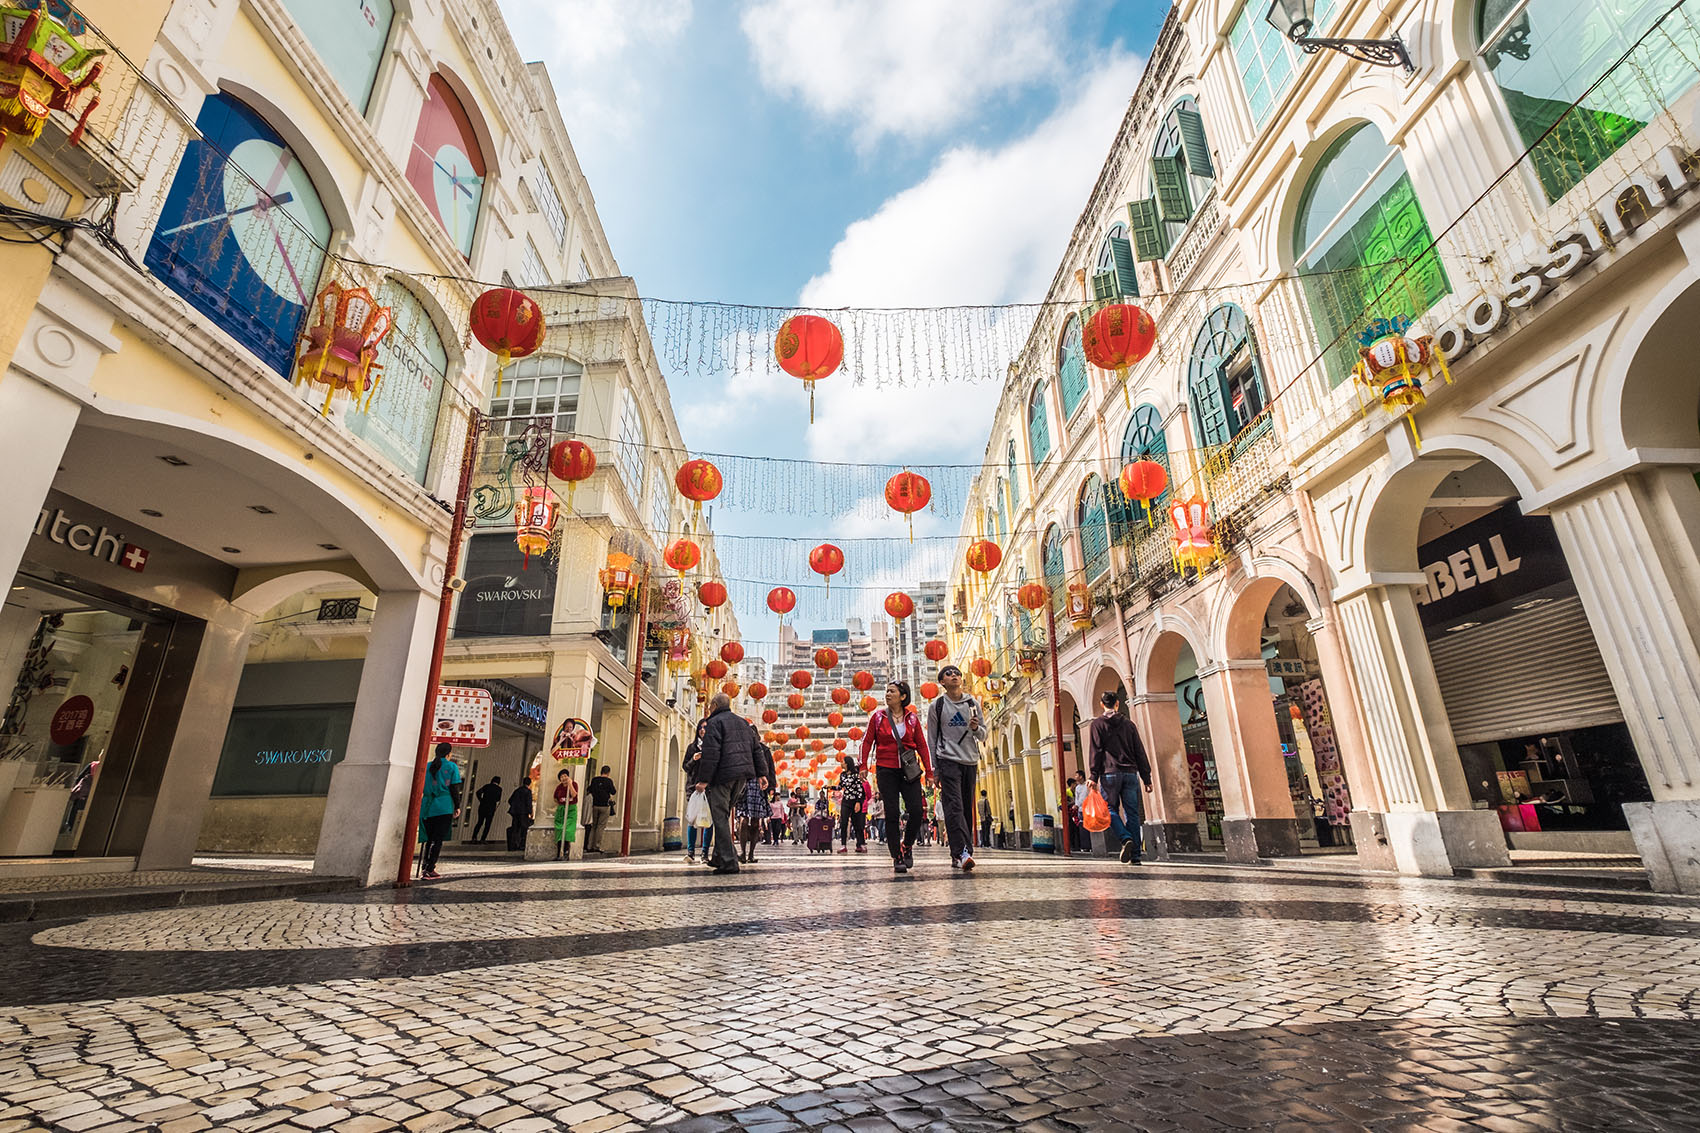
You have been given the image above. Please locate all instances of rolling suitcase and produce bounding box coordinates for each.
[807,814,833,853]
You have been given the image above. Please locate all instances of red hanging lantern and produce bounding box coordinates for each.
[860,695,878,713]
[705,659,729,680]
[884,471,932,543]
[966,539,1002,574]
[720,642,745,665]
[827,710,844,728]
[762,708,779,724]
[923,639,949,662]
[884,592,914,621]
[833,737,848,751]
[849,726,865,741]
[513,485,556,569]
[808,543,845,595]
[851,670,874,691]
[748,682,768,700]
[790,670,813,690]
[698,580,728,609]
[674,458,723,531]
[1017,582,1049,611]
[814,647,839,672]
[775,314,843,422]
[919,681,940,700]
[787,692,806,710]
[1119,459,1169,522]
[471,287,545,395]
[548,439,597,513]
[767,587,797,623]
[663,537,700,576]
[1082,302,1157,403]
[722,680,741,698]
[795,725,811,740]
[969,657,992,679]
[809,739,824,752]
[830,687,851,706]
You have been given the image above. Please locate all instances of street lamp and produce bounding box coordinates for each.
[1266,0,1413,72]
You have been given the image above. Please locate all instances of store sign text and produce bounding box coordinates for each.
[1434,145,1698,363]
[34,508,148,572]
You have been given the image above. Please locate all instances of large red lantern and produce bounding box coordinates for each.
[884,471,932,542]
[663,537,700,576]
[919,681,940,700]
[471,287,545,395]
[775,314,843,422]
[767,587,797,622]
[851,670,874,691]
[830,687,851,706]
[790,670,813,691]
[748,682,768,700]
[809,739,824,752]
[860,695,877,713]
[833,738,848,751]
[814,647,839,672]
[923,639,949,662]
[787,692,806,710]
[966,539,1002,574]
[1017,582,1049,611]
[808,543,845,595]
[548,439,597,513]
[884,592,914,621]
[705,659,729,681]
[1119,459,1169,522]
[849,726,865,741]
[722,680,741,698]
[969,657,992,679]
[675,459,723,531]
[795,725,811,740]
[720,642,745,665]
[513,485,556,569]
[1082,302,1157,397]
[827,710,844,728]
[698,580,728,609]
[762,708,779,724]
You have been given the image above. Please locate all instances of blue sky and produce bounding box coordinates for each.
[495,0,1167,646]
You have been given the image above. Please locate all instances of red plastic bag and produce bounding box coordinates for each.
[1081,785,1111,832]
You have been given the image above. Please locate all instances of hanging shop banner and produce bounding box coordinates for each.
[1413,503,1570,632]
[550,717,596,763]
[430,686,492,748]
[454,532,557,638]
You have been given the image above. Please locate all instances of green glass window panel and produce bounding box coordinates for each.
[1230,0,1339,126]
[282,0,394,114]
[1042,526,1067,615]
[1079,475,1111,581]
[1028,385,1052,464]
[1479,0,1696,202]
[1007,440,1022,506]
[1058,316,1088,420]
[1294,125,1449,386]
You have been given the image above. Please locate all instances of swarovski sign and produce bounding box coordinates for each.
[1434,144,1698,363]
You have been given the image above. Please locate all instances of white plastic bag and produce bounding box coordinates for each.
[685,789,713,829]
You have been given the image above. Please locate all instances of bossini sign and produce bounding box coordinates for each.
[1433,144,1698,363]
[34,506,148,572]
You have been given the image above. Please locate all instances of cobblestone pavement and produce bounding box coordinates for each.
[4,847,1700,1131]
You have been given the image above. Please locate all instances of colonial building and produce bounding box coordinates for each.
[952,0,1700,888]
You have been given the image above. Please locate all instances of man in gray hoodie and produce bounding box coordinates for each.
[928,664,987,871]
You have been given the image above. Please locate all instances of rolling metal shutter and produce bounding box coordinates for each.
[1426,594,1623,744]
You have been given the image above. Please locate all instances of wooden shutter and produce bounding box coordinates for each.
[1190,363,1232,447]
[1110,235,1139,297]
[1153,155,1193,223]
[1177,107,1215,179]
[1128,198,1169,262]
[1091,270,1119,300]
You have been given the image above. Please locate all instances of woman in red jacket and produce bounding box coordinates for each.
[859,680,932,873]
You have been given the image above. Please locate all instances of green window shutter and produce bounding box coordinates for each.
[1110,235,1139,297]
[1153,155,1193,223]
[1127,198,1169,262]
[1091,269,1119,300]
[1191,363,1232,447]
[1177,107,1215,180]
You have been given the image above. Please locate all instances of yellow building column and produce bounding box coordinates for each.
[1198,660,1299,863]
[1131,692,1199,857]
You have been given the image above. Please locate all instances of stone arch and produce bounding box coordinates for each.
[1214,552,1325,660]
[1604,268,1700,454]
[232,566,374,617]
[1136,608,1211,694]
[1356,439,1541,575]
[431,65,503,180]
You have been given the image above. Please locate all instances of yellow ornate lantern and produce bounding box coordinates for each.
[1067,583,1094,631]
[1353,328,1451,447]
[0,5,105,148]
[295,283,394,416]
[513,485,556,568]
[597,551,639,623]
[665,628,692,674]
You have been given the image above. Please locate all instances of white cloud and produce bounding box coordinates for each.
[741,0,1076,147]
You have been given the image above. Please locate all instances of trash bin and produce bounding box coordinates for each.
[662,817,683,850]
[1031,813,1056,853]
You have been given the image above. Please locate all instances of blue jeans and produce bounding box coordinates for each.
[686,822,714,856]
[1102,772,1145,859]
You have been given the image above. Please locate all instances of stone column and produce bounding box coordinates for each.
[0,374,82,591]
[313,588,439,884]
[1306,613,1396,871]
[1333,583,1509,874]
[531,649,597,861]
[1131,691,1199,857]
[1547,470,1700,891]
[1199,660,1299,862]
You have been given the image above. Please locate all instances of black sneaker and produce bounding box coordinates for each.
[893,858,908,874]
[903,844,915,870]
[1119,840,1134,864]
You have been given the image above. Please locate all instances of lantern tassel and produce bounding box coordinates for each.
[1405,413,1423,451]
[1119,366,1130,409]
[808,380,815,423]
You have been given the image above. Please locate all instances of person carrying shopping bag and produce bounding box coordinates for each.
[859,681,932,875]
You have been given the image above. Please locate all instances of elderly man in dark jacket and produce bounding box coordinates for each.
[695,693,762,873]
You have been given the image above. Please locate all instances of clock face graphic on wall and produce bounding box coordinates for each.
[407,75,486,259]
[145,93,331,377]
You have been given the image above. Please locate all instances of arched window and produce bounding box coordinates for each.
[1116,403,1170,533]
[146,92,331,377]
[1478,0,1699,202]
[1006,439,1022,507]
[995,477,1009,540]
[281,0,394,113]
[1041,524,1067,616]
[1294,123,1449,385]
[345,279,447,483]
[1058,315,1088,421]
[1092,221,1138,299]
[408,74,487,258]
[1028,384,1052,464]
[1129,97,1218,261]
[1229,0,1339,127]
[1078,476,1111,581]
[1189,304,1269,447]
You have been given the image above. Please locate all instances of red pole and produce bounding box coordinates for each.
[1045,601,1071,856]
[619,574,651,856]
[396,409,484,888]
